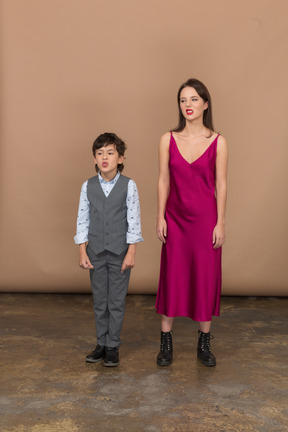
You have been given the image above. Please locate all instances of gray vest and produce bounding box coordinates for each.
[87,174,130,255]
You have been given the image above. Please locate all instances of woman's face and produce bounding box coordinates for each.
[179,87,208,122]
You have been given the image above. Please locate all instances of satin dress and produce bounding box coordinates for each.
[155,132,222,321]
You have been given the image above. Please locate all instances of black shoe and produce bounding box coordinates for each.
[104,347,119,367]
[86,345,105,363]
[157,331,173,366]
[197,331,216,367]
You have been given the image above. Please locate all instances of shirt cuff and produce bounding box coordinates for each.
[74,232,89,244]
[126,233,144,244]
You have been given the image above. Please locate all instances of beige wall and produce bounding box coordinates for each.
[1,0,287,295]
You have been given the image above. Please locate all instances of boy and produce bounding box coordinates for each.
[74,132,143,367]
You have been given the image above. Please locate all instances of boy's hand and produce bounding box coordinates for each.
[79,254,94,269]
[121,244,136,273]
[79,243,94,269]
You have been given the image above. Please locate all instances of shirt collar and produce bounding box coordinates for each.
[98,171,120,185]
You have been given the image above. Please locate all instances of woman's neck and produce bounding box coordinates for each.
[184,119,207,138]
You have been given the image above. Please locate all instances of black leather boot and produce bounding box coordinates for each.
[197,331,216,367]
[157,331,173,366]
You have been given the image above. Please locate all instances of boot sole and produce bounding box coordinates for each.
[201,363,216,367]
[157,360,172,366]
[197,358,216,367]
[104,361,119,367]
[86,356,105,363]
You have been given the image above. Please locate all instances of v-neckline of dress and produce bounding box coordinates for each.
[171,133,219,165]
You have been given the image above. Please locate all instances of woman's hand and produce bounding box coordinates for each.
[212,223,225,249]
[157,217,167,243]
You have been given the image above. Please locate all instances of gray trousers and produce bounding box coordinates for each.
[87,246,131,348]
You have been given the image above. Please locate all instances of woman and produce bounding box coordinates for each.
[155,78,228,367]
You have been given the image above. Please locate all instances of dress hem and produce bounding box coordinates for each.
[155,308,220,321]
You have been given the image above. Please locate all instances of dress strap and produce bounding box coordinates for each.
[169,131,175,154]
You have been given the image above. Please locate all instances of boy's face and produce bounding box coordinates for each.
[93,144,124,180]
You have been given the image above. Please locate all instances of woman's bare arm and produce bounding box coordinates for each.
[156,133,171,243]
[213,135,228,249]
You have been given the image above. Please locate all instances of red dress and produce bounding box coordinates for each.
[155,133,222,321]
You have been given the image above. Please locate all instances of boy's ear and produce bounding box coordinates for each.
[118,155,124,164]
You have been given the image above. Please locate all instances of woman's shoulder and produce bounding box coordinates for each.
[217,134,227,147]
[161,131,172,141]
[216,134,228,157]
[159,132,172,150]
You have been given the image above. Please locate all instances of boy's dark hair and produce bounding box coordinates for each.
[92,132,127,173]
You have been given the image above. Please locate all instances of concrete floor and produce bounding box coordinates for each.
[0,294,287,432]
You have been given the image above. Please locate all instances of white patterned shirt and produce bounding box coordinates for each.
[74,171,143,245]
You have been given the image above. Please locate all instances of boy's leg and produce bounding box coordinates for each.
[87,247,109,347]
[106,250,131,348]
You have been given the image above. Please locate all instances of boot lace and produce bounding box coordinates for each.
[160,331,173,351]
[200,333,214,351]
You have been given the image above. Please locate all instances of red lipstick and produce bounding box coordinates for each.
[186,109,193,115]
